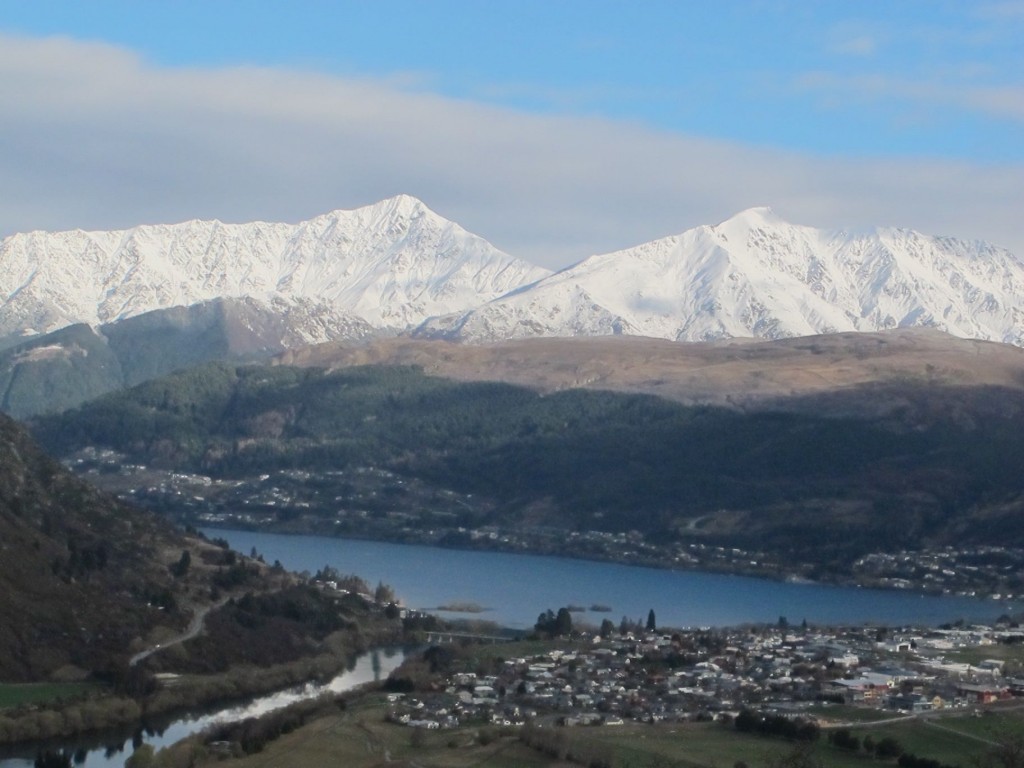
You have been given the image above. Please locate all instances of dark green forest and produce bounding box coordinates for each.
[31,362,1024,564]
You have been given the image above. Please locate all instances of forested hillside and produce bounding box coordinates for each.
[0,410,197,681]
[31,363,1024,574]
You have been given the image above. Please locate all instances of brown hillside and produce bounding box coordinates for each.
[274,328,1024,413]
[0,413,214,681]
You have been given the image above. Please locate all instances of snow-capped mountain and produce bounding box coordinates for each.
[5,200,1022,350]
[0,195,550,338]
[417,207,1024,345]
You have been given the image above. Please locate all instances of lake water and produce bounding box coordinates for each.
[207,528,1016,629]
[2,530,1014,766]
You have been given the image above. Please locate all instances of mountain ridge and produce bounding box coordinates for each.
[3,198,1022,354]
[418,207,1024,345]
[0,195,549,337]
[0,297,379,418]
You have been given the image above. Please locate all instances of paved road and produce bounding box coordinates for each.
[921,717,999,747]
[129,596,230,667]
[825,713,915,729]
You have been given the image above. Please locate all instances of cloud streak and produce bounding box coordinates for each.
[796,71,1024,124]
[1,33,1022,268]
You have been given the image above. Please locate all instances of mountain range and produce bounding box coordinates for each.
[3,196,1022,348]
[419,206,1024,344]
[0,194,548,338]
[3,196,1024,418]
[9,197,1024,596]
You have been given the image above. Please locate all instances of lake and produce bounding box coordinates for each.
[1,529,1015,766]
[206,528,1017,629]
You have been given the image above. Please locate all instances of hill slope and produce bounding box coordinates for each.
[30,361,1024,586]
[0,408,402,706]
[276,328,1024,416]
[0,411,201,681]
[0,297,376,418]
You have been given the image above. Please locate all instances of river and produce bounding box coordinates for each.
[209,528,1016,629]
[2,530,1016,766]
[0,647,410,768]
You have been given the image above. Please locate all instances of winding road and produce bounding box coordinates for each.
[129,596,230,667]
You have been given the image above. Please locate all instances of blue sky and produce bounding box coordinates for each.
[1,1,1021,265]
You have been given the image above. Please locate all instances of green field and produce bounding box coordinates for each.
[946,642,1024,670]
[196,699,551,768]
[912,710,1022,745]
[0,682,97,710]
[561,713,1022,768]
[563,723,865,768]
[192,695,1024,768]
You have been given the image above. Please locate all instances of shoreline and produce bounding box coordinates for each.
[196,521,1016,604]
[0,628,408,751]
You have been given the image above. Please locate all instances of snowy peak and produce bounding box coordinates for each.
[715,205,783,232]
[417,210,1024,347]
[0,197,550,337]
[704,207,793,255]
[4,201,1022,351]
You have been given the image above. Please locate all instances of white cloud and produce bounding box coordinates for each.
[795,71,1024,124]
[1,32,1022,268]
[975,0,1024,20]
[964,85,1024,122]
[832,35,877,57]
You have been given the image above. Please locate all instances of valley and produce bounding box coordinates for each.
[27,350,1024,597]
[65,454,1024,597]
[4,524,1019,766]
[27,615,1021,768]
[0,411,413,751]
[6,4,1023,764]
[4,201,1024,766]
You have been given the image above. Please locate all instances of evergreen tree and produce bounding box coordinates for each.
[554,607,573,636]
[535,607,573,636]
[646,609,657,632]
[374,580,395,604]
[170,549,191,578]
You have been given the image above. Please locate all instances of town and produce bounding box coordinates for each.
[382,616,1024,736]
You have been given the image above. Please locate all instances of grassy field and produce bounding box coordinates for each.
[191,695,1024,768]
[564,713,1022,768]
[946,642,1024,669]
[0,682,97,710]
[512,708,1024,768]
[913,709,1022,745]
[198,698,554,768]
[447,638,586,666]
[563,723,865,768]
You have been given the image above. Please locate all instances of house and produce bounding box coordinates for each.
[956,683,1010,705]
[826,673,897,704]
[977,659,1005,675]
[888,693,932,713]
